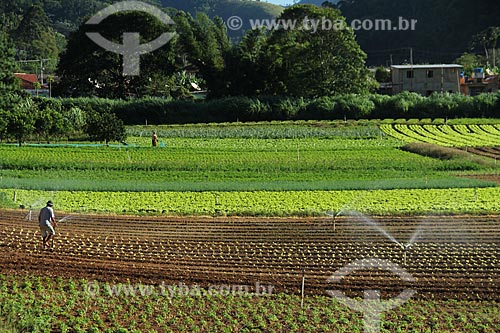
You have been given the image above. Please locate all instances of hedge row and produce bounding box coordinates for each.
[57,92,500,125]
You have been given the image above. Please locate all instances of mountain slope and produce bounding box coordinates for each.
[162,0,284,39]
[297,0,339,5]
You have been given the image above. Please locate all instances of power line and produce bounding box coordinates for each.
[15,58,57,85]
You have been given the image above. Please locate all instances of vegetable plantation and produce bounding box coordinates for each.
[0,210,498,332]
[381,124,500,147]
[4,187,500,216]
[0,121,499,332]
[0,133,497,193]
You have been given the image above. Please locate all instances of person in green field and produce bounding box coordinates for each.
[152,131,159,147]
[38,201,57,250]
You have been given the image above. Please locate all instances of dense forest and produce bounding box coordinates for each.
[1,0,499,82]
[1,0,499,69]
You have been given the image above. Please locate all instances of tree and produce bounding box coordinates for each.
[218,5,374,97]
[215,28,269,97]
[7,98,36,146]
[0,31,33,145]
[174,11,230,96]
[57,11,181,98]
[33,97,65,143]
[454,52,486,76]
[85,112,126,144]
[0,31,22,111]
[33,81,41,97]
[471,27,500,68]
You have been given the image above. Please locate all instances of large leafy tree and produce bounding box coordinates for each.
[56,11,181,98]
[266,5,374,97]
[471,27,500,69]
[174,11,230,95]
[217,5,374,97]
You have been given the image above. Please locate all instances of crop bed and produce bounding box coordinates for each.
[0,209,498,301]
[381,124,500,147]
[466,146,500,160]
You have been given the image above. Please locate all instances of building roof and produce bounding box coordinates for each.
[391,64,463,70]
[14,73,39,84]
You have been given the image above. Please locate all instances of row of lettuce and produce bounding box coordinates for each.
[381,124,500,147]
[0,137,494,193]
[2,92,500,145]
[3,188,500,216]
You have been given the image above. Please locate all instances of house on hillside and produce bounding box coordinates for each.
[391,64,462,96]
[14,73,50,96]
[15,73,39,90]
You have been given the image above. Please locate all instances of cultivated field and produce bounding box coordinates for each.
[1,121,499,332]
[0,209,498,332]
[1,209,498,299]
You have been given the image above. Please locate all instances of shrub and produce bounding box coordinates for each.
[473,92,498,117]
[387,92,425,118]
[44,92,500,126]
[299,96,336,120]
[333,94,375,119]
[85,111,126,144]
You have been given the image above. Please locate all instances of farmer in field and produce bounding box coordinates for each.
[39,200,56,250]
[152,131,159,147]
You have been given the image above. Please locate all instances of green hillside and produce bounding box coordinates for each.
[161,0,284,39]
[1,0,283,39]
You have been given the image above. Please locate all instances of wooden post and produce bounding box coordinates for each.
[300,268,305,308]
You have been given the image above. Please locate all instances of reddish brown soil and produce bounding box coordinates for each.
[466,146,500,160]
[1,209,498,300]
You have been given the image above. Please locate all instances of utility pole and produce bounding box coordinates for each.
[40,58,44,85]
[441,66,444,93]
[16,58,53,85]
[409,47,414,92]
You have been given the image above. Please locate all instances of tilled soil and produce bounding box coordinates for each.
[1,209,498,300]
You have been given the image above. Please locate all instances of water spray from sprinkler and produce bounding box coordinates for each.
[401,243,412,266]
[58,216,74,223]
[325,210,341,232]
[24,199,43,221]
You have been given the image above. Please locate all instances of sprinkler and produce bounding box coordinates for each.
[325,211,339,232]
[400,243,411,266]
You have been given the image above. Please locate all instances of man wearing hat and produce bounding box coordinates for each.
[38,201,57,250]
